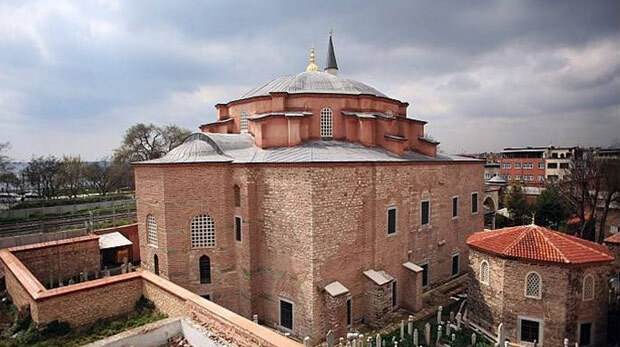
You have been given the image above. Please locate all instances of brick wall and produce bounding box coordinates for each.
[468,250,611,346]
[134,160,484,342]
[33,275,143,327]
[10,235,100,286]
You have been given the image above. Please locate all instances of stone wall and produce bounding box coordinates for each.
[134,160,484,343]
[467,250,505,331]
[467,249,611,346]
[10,235,100,286]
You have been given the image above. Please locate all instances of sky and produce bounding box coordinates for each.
[1,0,619,160]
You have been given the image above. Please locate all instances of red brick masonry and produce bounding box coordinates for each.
[0,241,301,347]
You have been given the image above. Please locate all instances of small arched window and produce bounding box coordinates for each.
[199,255,211,284]
[234,185,241,207]
[191,214,216,248]
[480,260,490,285]
[146,214,157,247]
[525,272,542,299]
[153,254,159,275]
[240,112,249,132]
[320,107,333,138]
[582,274,595,301]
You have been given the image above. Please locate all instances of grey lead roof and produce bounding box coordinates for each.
[238,71,387,100]
[137,133,479,165]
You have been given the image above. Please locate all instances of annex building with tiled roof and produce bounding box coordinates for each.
[467,224,615,346]
[132,35,485,343]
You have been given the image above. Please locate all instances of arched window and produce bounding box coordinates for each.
[240,112,249,132]
[153,254,159,275]
[480,260,490,285]
[320,107,333,138]
[525,272,542,299]
[191,214,216,248]
[147,214,157,247]
[199,255,211,284]
[234,185,241,207]
[582,274,595,301]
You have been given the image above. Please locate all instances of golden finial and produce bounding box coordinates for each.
[305,47,319,72]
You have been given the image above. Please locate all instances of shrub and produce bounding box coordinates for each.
[41,320,71,337]
[134,295,155,313]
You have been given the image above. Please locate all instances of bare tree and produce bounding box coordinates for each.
[557,151,611,240]
[85,159,118,195]
[597,158,620,241]
[0,142,11,174]
[113,123,191,162]
[59,155,86,198]
[24,156,62,199]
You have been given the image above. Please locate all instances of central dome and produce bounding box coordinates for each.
[239,71,388,100]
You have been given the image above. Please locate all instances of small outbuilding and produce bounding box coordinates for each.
[467,224,614,347]
[98,231,133,267]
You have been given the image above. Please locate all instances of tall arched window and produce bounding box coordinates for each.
[480,260,490,285]
[153,254,159,275]
[147,214,157,247]
[582,274,594,301]
[234,185,241,207]
[199,255,211,284]
[240,112,249,132]
[191,214,216,248]
[320,107,333,138]
[525,272,542,299]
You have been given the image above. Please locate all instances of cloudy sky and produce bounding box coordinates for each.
[1,0,619,160]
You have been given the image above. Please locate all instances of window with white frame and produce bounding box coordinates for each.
[191,214,216,248]
[480,260,490,285]
[320,107,333,138]
[611,225,619,234]
[538,162,545,169]
[525,272,542,299]
[515,162,522,169]
[147,214,158,247]
[240,112,249,132]
[471,192,479,214]
[583,274,595,301]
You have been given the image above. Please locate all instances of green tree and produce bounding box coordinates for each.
[534,185,568,229]
[505,184,532,225]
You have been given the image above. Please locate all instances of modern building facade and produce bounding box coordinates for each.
[467,224,614,346]
[498,146,575,187]
[133,36,484,342]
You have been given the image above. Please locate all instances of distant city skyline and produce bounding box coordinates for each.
[1,0,619,160]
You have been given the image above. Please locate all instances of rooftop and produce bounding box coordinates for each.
[467,224,614,265]
[238,71,388,101]
[137,133,477,165]
[604,233,620,245]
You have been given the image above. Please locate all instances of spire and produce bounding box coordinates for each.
[305,47,320,72]
[325,32,339,75]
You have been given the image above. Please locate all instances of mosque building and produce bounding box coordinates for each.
[133,35,484,342]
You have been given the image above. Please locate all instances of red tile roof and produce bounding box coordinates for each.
[467,224,614,265]
[604,233,620,245]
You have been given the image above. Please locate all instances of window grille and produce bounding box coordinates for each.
[147,214,158,246]
[480,260,490,284]
[582,275,594,301]
[320,108,333,138]
[191,214,216,248]
[240,112,249,132]
[525,272,542,299]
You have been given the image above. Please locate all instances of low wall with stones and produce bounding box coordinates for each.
[0,241,303,347]
[10,235,101,286]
